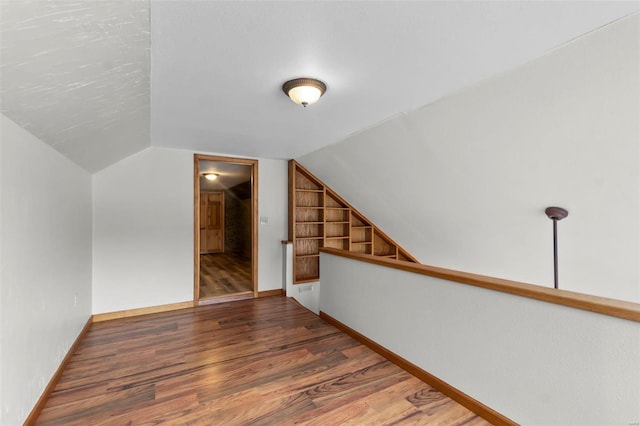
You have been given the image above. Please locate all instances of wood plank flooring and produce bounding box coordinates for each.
[36,296,490,425]
[200,252,252,298]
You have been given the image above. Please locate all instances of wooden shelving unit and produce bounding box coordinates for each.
[289,160,418,284]
[289,166,324,283]
[324,190,350,251]
[350,211,372,255]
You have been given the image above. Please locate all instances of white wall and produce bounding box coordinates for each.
[320,252,640,425]
[0,114,93,425]
[257,158,288,292]
[299,14,640,303]
[92,147,194,313]
[92,147,288,314]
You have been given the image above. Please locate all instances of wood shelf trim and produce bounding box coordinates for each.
[295,276,320,284]
[352,241,372,245]
[295,189,324,192]
[295,236,323,240]
[319,248,640,323]
[325,207,350,210]
[296,221,324,224]
[296,254,320,258]
[326,236,349,240]
[295,206,323,209]
[325,188,351,208]
[326,221,350,224]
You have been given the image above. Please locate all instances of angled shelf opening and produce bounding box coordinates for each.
[373,230,397,258]
[289,160,418,283]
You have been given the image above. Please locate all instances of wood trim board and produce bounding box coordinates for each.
[258,289,285,298]
[23,316,94,425]
[193,154,200,303]
[92,301,194,322]
[320,247,640,323]
[319,311,517,426]
[196,290,284,307]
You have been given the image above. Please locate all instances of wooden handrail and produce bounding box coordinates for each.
[320,247,640,323]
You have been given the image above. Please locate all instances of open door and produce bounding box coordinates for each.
[194,154,258,304]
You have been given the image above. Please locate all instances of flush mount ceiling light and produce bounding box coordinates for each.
[203,173,218,181]
[282,78,327,107]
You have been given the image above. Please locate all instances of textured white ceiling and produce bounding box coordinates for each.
[0,0,150,172]
[1,1,638,173]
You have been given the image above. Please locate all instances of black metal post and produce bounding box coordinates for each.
[545,207,568,290]
[552,218,559,289]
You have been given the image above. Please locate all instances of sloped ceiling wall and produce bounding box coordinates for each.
[149,1,639,163]
[2,1,638,173]
[0,0,150,172]
[297,14,640,303]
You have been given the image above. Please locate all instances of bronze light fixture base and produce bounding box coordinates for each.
[545,207,569,221]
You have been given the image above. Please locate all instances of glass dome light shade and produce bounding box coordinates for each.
[282,78,327,107]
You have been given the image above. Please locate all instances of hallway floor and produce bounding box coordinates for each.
[199,252,252,299]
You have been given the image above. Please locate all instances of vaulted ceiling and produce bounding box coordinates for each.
[1,1,638,172]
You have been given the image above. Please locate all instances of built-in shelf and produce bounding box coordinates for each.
[289,160,418,284]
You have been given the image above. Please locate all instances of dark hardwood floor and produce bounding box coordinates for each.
[200,252,252,299]
[36,296,490,425]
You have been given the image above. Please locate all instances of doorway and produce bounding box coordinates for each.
[194,154,258,303]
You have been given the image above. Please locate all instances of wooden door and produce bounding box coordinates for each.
[200,192,224,254]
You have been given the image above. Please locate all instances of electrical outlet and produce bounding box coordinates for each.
[74,293,78,308]
[260,216,268,224]
[299,285,313,293]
